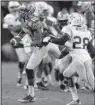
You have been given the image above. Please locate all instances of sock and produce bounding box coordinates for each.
[18,62,25,79]
[69,87,79,101]
[26,68,35,97]
[28,86,35,97]
[47,74,52,82]
[17,72,22,80]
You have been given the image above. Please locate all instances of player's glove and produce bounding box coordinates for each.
[42,37,51,46]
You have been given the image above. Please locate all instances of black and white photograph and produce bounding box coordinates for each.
[1,1,95,105]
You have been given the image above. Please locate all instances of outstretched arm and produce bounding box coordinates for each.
[50,33,71,45]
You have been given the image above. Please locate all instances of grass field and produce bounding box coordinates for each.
[2,62,95,105]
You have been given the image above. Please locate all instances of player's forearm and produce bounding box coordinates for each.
[50,33,70,45]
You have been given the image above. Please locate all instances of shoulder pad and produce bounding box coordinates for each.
[4,14,14,21]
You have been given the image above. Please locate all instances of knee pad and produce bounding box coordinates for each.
[44,64,50,76]
[26,68,35,86]
[18,62,25,73]
[18,62,25,69]
[75,83,80,89]
[60,84,66,90]
[48,63,53,73]
[64,79,68,85]
[64,77,74,87]
[67,77,74,87]
[59,73,64,81]
[55,69,60,81]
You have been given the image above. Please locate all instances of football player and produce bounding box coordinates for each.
[11,2,61,102]
[57,7,69,29]
[48,12,94,105]
[35,3,62,89]
[76,1,92,28]
[3,1,32,86]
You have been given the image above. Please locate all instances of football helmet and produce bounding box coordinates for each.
[77,1,92,12]
[68,12,87,26]
[34,2,49,17]
[8,1,20,12]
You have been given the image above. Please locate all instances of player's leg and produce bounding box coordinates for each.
[47,62,53,85]
[57,55,72,91]
[18,47,47,102]
[36,61,43,84]
[48,43,61,60]
[15,48,28,86]
[92,57,95,76]
[63,58,83,105]
[54,59,60,82]
[42,53,53,85]
[36,61,49,90]
[43,63,53,86]
[84,59,95,91]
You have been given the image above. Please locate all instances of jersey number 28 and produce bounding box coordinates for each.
[73,36,89,49]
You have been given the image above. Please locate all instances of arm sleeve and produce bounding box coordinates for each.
[50,26,72,45]
[50,33,70,45]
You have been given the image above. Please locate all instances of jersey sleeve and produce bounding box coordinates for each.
[4,15,14,26]
[4,14,21,26]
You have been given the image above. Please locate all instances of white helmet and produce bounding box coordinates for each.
[77,1,92,12]
[8,1,20,12]
[34,2,49,17]
[68,12,86,26]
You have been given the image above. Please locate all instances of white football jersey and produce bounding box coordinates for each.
[4,13,21,36]
[62,24,92,54]
[4,13,21,26]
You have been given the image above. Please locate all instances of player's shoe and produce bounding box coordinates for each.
[17,78,22,87]
[41,77,48,86]
[22,70,26,75]
[66,99,81,105]
[81,87,89,90]
[18,95,36,103]
[37,82,49,90]
[63,88,69,92]
[23,85,28,90]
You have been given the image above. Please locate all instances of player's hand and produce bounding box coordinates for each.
[42,37,51,46]
[64,41,72,51]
